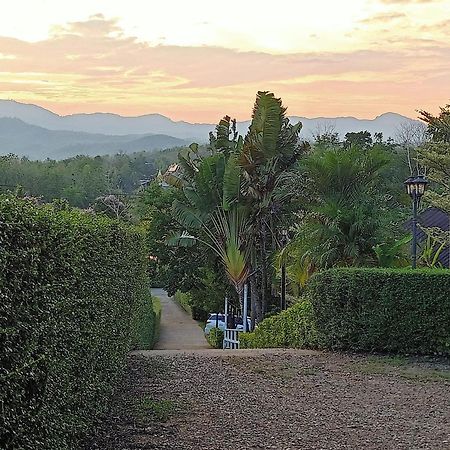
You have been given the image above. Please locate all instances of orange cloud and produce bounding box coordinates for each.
[360,12,406,24]
[0,15,448,121]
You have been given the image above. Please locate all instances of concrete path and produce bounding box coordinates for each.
[152,288,209,350]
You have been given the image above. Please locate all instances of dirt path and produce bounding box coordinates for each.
[86,349,450,450]
[151,288,209,350]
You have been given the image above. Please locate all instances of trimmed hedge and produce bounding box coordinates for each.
[152,296,162,345]
[240,300,317,349]
[241,268,450,355]
[309,268,450,354]
[207,328,224,348]
[135,295,159,350]
[0,196,154,449]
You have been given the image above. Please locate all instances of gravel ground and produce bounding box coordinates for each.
[84,349,450,450]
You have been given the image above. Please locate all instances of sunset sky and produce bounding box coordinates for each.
[0,0,449,121]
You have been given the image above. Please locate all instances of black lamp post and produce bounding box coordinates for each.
[404,175,429,268]
[280,230,289,310]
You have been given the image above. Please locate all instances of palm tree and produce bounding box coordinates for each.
[167,92,307,323]
[291,145,392,269]
[165,118,251,295]
[238,92,308,320]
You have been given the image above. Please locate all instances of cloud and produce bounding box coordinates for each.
[0,15,448,120]
[379,0,434,4]
[360,12,406,24]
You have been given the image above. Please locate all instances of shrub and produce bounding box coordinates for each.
[240,300,317,349]
[174,290,192,314]
[207,328,224,348]
[134,295,157,350]
[309,268,450,354]
[152,297,162,345]
[0,196,154,449]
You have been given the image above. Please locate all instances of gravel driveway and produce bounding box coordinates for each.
[85,349,450,450]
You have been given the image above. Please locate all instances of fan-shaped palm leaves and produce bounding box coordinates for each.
[292,146,392,268]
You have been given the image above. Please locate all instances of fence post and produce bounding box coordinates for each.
[243,283,248,332]
[223,296,228,349]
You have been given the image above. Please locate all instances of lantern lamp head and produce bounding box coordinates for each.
[404,175,429,199]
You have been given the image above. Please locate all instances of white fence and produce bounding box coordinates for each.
[223,329,240,349]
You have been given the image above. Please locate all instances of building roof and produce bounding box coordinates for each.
[405,207,449,268]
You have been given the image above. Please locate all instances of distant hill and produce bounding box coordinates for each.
[0,100,421,143]
[0,118,187,160]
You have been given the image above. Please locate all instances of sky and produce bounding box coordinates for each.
[0,0,449,121]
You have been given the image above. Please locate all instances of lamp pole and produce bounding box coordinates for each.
[404,175,429,269]
[280,230,288,310]
[411,191,418,269]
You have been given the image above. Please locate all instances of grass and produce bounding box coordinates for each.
[350,355,450,382]
[136,397,177,422]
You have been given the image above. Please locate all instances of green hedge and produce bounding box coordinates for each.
[134,295,158,350]
[0,196,154,449]
[207,328,224,348]
[152,297,162,345]
[240,300,317,349]
[309,268,450,354]
[241,268,450,355]
[174,290,192,314]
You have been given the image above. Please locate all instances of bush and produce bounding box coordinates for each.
[174,290,192,314]
[240,300,317,349]
[309,268,450,354]
[134,295,158,350]
[0,196,154,449]
[174,290,208,321]
[152,297,162,345]
[207,328,224,348]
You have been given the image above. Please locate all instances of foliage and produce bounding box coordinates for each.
[291,145,399,269]
[0,148,180,208]
[134,295,160,350]
[207,328,224,349]
[417,103,450,245]
[174,291,193,314]
[308,268,450,354]
[373,235,411,268]
[0,195,154,449]
[239,300,317,349]
[152,297,162,345]
[166,92,307,322]
[418,235,446,268]
[344,130,373,148]
[167,126,251,293]
[137,182,205,295]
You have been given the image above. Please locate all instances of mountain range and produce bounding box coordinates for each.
[0,100,421,159]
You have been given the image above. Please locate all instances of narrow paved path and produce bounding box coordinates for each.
[151,288,209,350]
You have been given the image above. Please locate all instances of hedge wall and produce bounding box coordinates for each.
[240,268,450,355]
[0,196,155,449]
[309,268,450,354]
[240,300,317,349]
[207,328,224,349]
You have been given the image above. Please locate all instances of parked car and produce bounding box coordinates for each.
[204,313,226,335]
[204,314,252,335]
[235,317,252,332]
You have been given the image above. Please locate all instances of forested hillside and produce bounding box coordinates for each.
[0,147,180,207]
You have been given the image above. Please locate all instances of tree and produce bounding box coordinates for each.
[417,104,450,245]
[290,145,394,269]
[237,92,308,321]
[166,92,308,323]
[344,130,373,148]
